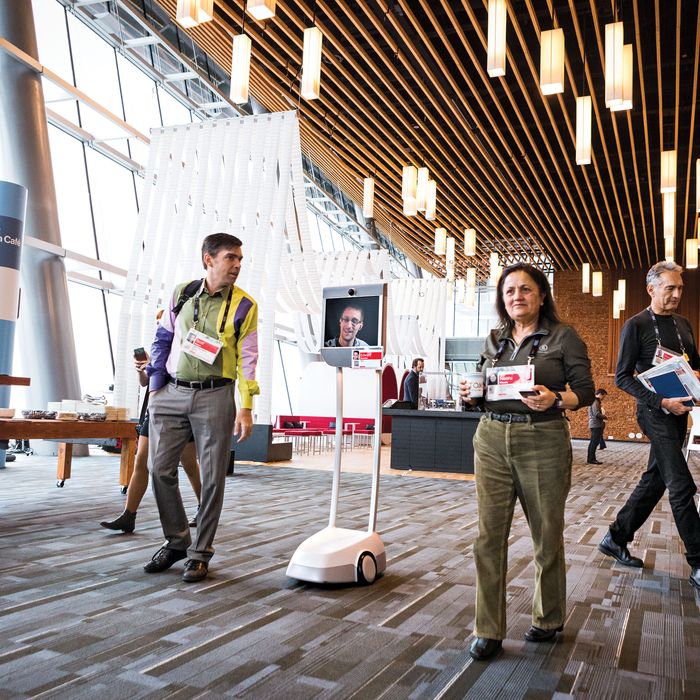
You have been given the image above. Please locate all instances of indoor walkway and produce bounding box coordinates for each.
[0,440,699,699]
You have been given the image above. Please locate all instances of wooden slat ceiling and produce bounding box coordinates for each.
[151,0,699,280]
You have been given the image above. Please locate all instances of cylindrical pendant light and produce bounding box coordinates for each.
[176,0,199,28]
[425,180,437,220]
[660,150,677,193]
[612,290,621,319]
[489,252,500,282]
[416,167,429,211]
[592,270,603,297]
[198,0,214,22]
[582,262,590,293]
[456,278,466,304]
[403,196,417,216]
[446,236,455,264]
[540,28,565,95]
[466,267,477,307]
[663,192,675,238]
[402,165,417,201]
[362,177,374,219]
[230,34,252,104]
[610,44,633,111]
[617,279,626,310]
[487,0,507,77]
[301,26,323,100]
[605,22,624,108]
[434,227,447,256]
[464,228,476,256]
[686,239,698,269]
[665,236,674,262]
[247,0,276,21]
[576,96,592,165]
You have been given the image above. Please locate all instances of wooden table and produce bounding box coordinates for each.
[0,375,31,386]
[0,419,137,487]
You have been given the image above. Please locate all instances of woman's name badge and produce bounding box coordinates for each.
[182,328,222,365]
[653,345,682,366]
[486,364,535,401]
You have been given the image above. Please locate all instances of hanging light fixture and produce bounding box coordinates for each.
[610,44,633,112]
[540,28,565,95]
[605,21,624,108]
[581,262,590,293]
[592,271,603,297]
[464,228,476,256]
[176,0,200,28]
[575,96,592,165]
[403,196,417,217]
[446,237,456,281]
[301,26,323,100]
[362,177,374,219]
[489,252,501,282]
[416,167,429,211]
[612,290,621,319]
[617,279,626,310]
[456,278,466,304]
[663,192,675,238]
[665,236,675,262]
[402,165,417,200]
[198,0,214,22]
[466,268,477,307]
[425,180,437,221]
[686,239,698,269]
[246,0,276,21]
[230,34,252,104]
[660,150,677,193]
[434,227,447,256]
[487,0,507,77]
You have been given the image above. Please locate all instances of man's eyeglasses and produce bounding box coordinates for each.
[341,316,362,327]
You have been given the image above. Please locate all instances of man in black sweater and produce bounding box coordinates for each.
[598,261,700,590]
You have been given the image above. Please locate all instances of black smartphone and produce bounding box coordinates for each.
[133,347,147,361]
[519,389,540,397]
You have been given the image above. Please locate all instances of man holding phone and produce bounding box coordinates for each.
[143,233,259,582]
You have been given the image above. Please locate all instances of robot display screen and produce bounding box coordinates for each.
[323,294,381,349]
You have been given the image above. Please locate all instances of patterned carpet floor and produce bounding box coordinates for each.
[0,440,699,699]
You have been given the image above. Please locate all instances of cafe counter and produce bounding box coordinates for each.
[382,408,483,474]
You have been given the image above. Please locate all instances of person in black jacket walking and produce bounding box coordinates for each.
[598,261,700,591]
[403,358,424,409]
[587,388,607,464]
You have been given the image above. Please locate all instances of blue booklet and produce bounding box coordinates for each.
[648,372,695,407]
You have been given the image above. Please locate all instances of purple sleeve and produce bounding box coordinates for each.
[146,324,174,391]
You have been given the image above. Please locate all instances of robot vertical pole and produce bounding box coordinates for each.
[328,365,343,528]
[368,367,382,532]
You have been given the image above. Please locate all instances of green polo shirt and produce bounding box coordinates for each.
[175,284,231,381]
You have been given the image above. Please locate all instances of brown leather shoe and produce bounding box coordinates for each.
[182,559,208,582]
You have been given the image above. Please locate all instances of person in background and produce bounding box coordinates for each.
[587,388,608,465]
[598,261,700,591]
[99,350,201,533]
[325,304,369,347]
[403,357,424,409]
[459,262,594,661]
[144,233,259,583]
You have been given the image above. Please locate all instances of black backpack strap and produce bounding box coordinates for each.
[171,279,203,316]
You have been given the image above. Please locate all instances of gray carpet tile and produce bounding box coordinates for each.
[0,440,699,699]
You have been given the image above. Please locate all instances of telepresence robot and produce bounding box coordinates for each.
[286,284,387,585]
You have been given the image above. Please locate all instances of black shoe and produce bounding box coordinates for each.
[4,454,15,462]
[690,568,700,590]
[469,637,502,661]
[143,547,187,573]
[598,531,643,568]
[524,624,563,642]
[188,506,199,528]
[182,559,208,582]
[100,509,136,533]
[587,460,603,465]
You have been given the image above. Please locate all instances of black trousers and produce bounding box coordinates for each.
[610,404,700,567]
[588,427,603,462]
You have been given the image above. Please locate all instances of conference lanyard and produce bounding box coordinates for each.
[646,307,687,360]
[492,334,542,366]
[193,285,233,340]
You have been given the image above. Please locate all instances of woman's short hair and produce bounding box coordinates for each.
[646,261,682,287]
[495,262,561,329]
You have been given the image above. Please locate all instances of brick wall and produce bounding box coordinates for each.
[553,270,643,443]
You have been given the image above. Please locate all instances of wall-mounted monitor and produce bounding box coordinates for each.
[320,283,387,368]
